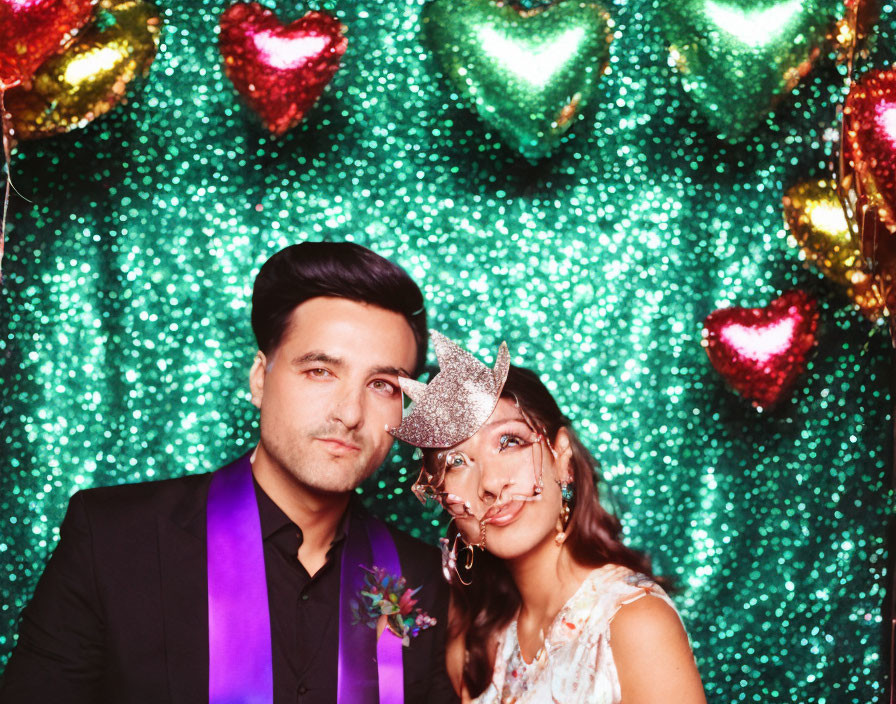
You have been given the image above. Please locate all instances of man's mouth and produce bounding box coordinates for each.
[315,437,361,453]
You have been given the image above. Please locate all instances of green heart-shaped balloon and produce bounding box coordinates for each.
[661,0,840,138]
[422,0,613,161]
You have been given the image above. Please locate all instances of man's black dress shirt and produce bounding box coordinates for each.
[256,479,346,704]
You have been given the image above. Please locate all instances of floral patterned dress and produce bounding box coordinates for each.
[471,564,677,704]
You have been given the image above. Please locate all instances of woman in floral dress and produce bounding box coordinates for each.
[390,333,707,703]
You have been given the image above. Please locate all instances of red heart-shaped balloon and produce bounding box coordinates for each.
[844,68,896,234]
[0,0,97,90]
[701,290,819,409]
[219,2,347,136]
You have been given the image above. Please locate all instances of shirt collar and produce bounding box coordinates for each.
[252,477,353,545]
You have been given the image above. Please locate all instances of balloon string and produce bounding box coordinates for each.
[835,0,891,323]
[0,88,33,282]
[845,0,891,328]
[845,0,858,84]
[834,6,896,698]
[0,88,10,280]
[835,0,861,243]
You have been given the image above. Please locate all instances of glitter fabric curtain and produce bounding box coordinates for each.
[2,0,895,701]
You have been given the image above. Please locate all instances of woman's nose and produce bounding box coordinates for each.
[477,462,512,502]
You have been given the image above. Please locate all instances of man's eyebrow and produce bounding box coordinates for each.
[290,351,344,368]
[370,365,412,379]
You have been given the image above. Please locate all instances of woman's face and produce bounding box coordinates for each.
[432,397,571,560]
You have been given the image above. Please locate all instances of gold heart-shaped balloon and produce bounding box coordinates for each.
[5,0,161,140]
[782,178,884,320]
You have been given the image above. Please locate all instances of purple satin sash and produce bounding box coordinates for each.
[338,514,404,704]
[207,456,405,704]
[207,456,272,704]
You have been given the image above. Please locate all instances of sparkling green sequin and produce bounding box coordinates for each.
[1,1,895,701]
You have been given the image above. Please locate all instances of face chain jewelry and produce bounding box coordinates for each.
[394,334,564,581]
[410,414,547,526]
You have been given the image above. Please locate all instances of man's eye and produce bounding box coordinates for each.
[370,379,397,394]
[308,368,331,378]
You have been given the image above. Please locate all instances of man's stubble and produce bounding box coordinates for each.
[259,419,379,495]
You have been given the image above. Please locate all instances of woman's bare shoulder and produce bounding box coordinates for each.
[609,594,707,704]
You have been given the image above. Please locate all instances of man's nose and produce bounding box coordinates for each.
[330,384,364,429]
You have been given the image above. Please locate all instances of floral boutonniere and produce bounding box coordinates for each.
[352,566,437,646]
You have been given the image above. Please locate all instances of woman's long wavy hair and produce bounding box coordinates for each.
[423,365,669,698]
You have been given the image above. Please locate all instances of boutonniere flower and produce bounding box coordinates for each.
[352,566,437,646]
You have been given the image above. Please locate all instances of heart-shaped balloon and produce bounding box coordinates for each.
[844,68,896,235]
[219,2,347,136]
[702,290,819,409]
[422,0,613,161]
[5,0,161,140]
[662,0,839,138]
[782,179,884,320]
[0,0,97,90]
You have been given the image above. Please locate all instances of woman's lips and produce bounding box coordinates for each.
[484,501,524,527]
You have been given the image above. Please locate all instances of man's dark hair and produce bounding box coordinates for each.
[251,241,428,376]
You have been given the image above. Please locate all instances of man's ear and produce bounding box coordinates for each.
[249,351,267,409]
[553,428,574,483]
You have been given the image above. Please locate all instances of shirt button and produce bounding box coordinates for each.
[298,684,308,695]
[301,593,309,601]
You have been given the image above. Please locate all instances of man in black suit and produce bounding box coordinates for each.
[0,242,457,704]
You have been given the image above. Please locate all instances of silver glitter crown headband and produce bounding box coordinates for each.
[389,331,510,448]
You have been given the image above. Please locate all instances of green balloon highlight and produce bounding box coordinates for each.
[422,0,613,160]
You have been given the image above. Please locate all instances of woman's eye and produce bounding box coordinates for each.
[498,434,524,450]
[445,453,466,469]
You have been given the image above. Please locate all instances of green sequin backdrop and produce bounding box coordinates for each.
[2,0,895,700]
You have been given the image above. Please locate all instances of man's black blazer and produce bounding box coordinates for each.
[0,467,457,703]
